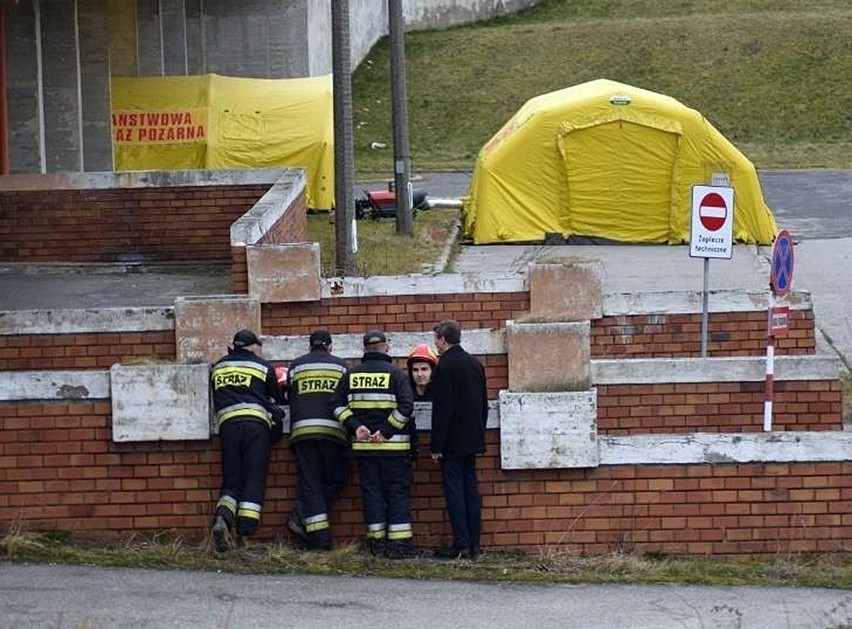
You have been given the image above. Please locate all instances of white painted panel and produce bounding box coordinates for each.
[110,364,210,442]
[499,390,598,469]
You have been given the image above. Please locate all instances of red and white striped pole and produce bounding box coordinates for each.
[763,307,775,432]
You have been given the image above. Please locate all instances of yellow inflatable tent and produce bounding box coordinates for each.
[463,79,777,245]
[111,73,334,210]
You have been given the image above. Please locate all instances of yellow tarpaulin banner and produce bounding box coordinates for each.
[111,74,334,210]
[463,79,777,245]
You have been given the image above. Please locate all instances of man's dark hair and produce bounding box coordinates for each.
[433,319,461,345]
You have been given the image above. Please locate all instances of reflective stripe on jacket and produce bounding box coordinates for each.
[330,351,414,455]
[287,349,348,445]
[210,349,282,429]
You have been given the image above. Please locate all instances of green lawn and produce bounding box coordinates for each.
[353,0,852,174]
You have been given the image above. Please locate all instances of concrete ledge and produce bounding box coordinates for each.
[600,431,852,465]
[110,364,211,442]
[604,289,811,316]
[230,170,306,246]
[499,390,598,469]
[592,355,843,384]
[0,307,174,335]
[0,289,814,336]
[322,272,526,298]
[0,168,287,191]
[0,370,109,401]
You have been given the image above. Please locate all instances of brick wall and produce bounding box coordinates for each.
[592,311,815,357]
[0,305,816,377]
[0,185,270,263]
[3,404,849,556]
[0,331,175,371]
[261,292,531,335]
[231,190,309,294]
[597,381,844,434]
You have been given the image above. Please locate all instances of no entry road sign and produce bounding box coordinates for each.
[690,185,734,259]
[698,192,727,231]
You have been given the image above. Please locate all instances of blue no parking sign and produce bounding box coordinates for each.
[770,230,794,297]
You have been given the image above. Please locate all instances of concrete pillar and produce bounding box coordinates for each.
[174,295,261,364]
[41,0,83,172]
[161,0,188,75]
[184,0,204,74]
[108,0,137,76]
[78,0,114,171]
[528,256,603,322]
[3,1,41,173]
[136,0,163,75]
[506,320,591,391]
[246,243,321,303]
[306,0,331,76]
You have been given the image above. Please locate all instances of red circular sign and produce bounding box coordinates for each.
[699,192,727,231]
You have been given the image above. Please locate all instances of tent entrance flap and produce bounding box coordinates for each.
[558,120,679,244]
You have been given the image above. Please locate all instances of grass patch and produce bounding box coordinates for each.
[842,369,852,428]
[5,527,852,589]
[353,0,852,175]
[307,207,459,276]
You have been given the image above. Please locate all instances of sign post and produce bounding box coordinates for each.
[764,230,794,431]
[689,185,735,357]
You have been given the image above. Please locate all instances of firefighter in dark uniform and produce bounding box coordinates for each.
[331,330,418,559]
[286,329,350,551]
[210,329,284,552]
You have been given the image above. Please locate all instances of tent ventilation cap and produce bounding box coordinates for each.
[609,94,632,106]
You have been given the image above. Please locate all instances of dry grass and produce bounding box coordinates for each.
[307,208,460,277]
[842,369,852,428]
[5,524,852,590]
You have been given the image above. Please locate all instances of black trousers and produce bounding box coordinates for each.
[440,454,482,552]
[358,456,414,543]
[293,439,351,549]
[217,419,272,537]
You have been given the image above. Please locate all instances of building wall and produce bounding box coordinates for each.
[2,0,544,174]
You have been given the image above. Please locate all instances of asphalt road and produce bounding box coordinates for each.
[3,563,852,629]
[412,168,852,241]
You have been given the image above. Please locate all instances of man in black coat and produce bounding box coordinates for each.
[429,319,489,559]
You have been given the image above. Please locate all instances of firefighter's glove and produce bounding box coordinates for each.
[270,405,286,444]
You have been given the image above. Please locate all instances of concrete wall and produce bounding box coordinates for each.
[4,0,113,173]
[4,1,42,172]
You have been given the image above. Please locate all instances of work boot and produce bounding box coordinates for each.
[433,546,473,560]
[212,515,233,553]
[386,540,422,560]
[287,511,308,543]
[365,538,387,557]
